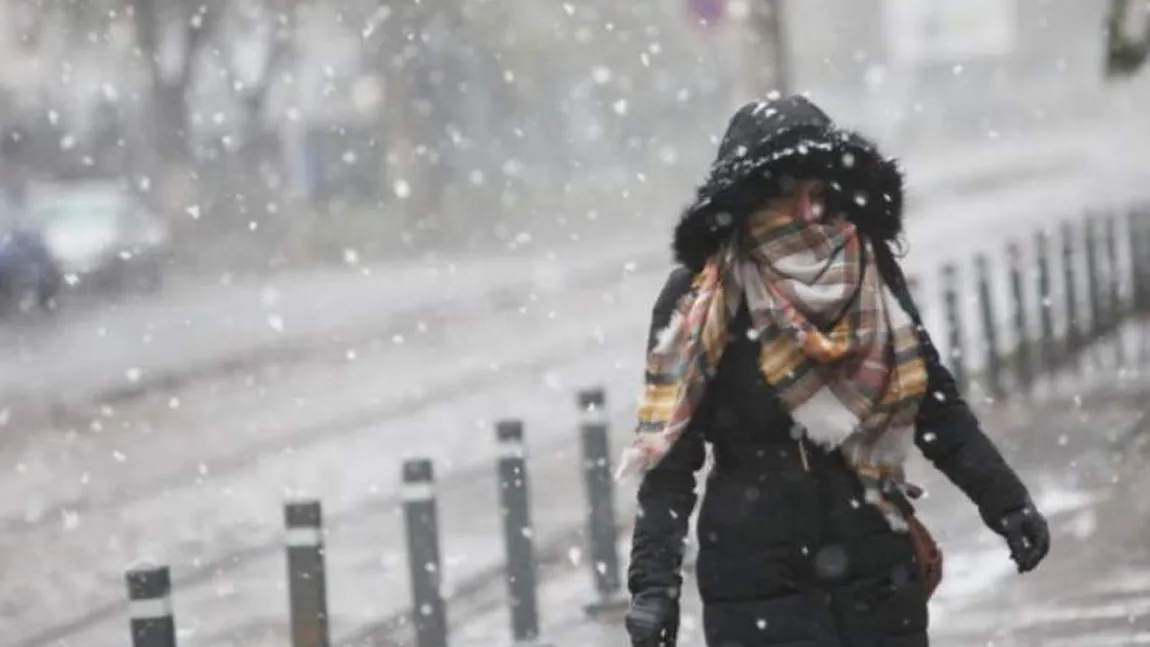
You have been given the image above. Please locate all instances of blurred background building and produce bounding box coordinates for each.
[1,0,1146,278]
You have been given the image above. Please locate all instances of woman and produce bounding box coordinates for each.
[621,96,1050,647]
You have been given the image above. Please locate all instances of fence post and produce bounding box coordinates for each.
[1132,208,1150,313]
[402,459,448,647]
[285,501,329,647]
[1036,229,1056,373]
[578,388,628,615]
[975,255,1004,401]
[1139,206,1150,314]
[941,264,968,395]
[1128,210,1140,313]
[1084,217,1103,342]
[1104,214,1120,333]
[495,420,547,645]
[907,275,924,320]
[126,565,177,647]
[1062,221,1081,357]
[1136,207,1150,363]
[1008,243,1031,393]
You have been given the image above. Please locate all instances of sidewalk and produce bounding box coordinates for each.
[931,404,1150,645]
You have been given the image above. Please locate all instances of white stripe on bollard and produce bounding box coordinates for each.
[285,527,323,547]
[129,597,173,620]
[496,441,525,459]
[579,407,608,426]
[400,482,434,501]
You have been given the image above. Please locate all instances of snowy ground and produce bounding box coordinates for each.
[3,126,1150,647]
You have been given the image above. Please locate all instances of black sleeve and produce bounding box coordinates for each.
[626,267,707,597]
[912,326,1032,526]
[872,247,1033,526]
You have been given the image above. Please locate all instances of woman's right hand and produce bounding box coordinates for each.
[625,589,680,646]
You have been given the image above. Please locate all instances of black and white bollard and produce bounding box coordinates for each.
[126,564,177,647]
[1036,230,1057,372]
[495,420,548,645]
[1084,218,1103,342]
[975,255,1004,401]
[578,388,628,616]
[1008,243,1032,392]
[285,500,330,647]
[1062,221,1081,356]
[402,459,448,647]
[941,265,968,395]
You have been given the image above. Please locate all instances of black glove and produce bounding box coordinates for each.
[993,504,1051,573]
[625,588,680,646]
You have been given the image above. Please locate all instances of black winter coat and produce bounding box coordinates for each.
[626,262,1033,647]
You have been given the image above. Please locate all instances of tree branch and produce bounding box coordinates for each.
[1107,0,1150,77]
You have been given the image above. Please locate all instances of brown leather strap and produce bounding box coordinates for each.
[907,515,944,599]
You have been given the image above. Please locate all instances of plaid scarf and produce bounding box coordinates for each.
[620,183,928,527]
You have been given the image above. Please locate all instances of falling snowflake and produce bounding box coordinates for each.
[394,179,411,199]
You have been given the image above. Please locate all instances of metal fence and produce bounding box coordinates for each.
[938,206,1150,400]
[118,206,1150,647]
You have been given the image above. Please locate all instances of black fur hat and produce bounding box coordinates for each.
[674,95,904,272]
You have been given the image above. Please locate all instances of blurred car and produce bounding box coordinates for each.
[0,225,61,314]
[24,182,170,293]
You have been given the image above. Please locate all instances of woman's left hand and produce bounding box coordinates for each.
[994,504,1051,573]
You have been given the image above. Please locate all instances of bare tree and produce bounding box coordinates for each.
[1107,0,1150,77]
[220,0,300,167]
[130,0,222,164]
[738,0,790,97]
[361,0,471,220]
